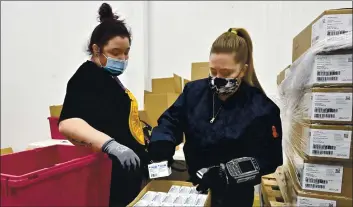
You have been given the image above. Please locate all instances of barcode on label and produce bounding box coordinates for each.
[314,114,335,119]
[313,144,336,150]
[151,173,157,178]
[348,57,352,62]
[305,183,326,189]
[312,150,334,155]
[306,177,329,184]
[317,71,341,76]
[314,108,338,113]
[317,77,338,82]
[327,30,348,36]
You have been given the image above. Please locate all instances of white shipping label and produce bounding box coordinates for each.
[311,14,353,46]
[148,161,172,179]
[297,196,336,207]
[302,163,343,193]
[313,54,353,84]
[310,92,352,121]
[308,128,352,159]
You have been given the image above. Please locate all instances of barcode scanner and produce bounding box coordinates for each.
[225,157,260,184]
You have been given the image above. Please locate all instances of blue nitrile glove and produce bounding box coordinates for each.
[102,138,140,171]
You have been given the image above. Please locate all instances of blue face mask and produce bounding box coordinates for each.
[102,54,128,76]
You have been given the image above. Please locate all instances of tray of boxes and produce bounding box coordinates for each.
[277,8,352,207]
[128,180,210,207]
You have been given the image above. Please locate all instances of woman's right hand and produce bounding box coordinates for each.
[148,140,175,166]
[102,138,140,171]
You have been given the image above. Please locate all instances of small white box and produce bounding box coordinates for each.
[189,186,200,194]
[148,161,172,179]
[162,194,177,204]
[167,185,181,194]
[195,194,208,206]
[152,192,167,204]
[184,194,198,206]
[179,186,192,195]
[173,195,188,205]
[140,191,157,202]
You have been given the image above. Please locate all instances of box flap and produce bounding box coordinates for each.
[191,62,209,81]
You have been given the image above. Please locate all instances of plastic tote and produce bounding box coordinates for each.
[48,117,66,139]
[1,145,112,207]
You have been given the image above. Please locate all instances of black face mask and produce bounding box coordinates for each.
[208,76,241,95]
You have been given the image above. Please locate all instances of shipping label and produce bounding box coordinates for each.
[302,163,343,193]
[312,14,352,46]
[313,54,352,84]
[297,196,336,207]
[310,92,352,122]
[307,128,352,159]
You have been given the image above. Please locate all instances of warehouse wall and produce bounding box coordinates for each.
[1,1,149,151]
[148,1,352,100]
[1,1,351,151]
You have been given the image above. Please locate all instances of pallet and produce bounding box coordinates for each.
[260,173,286,207]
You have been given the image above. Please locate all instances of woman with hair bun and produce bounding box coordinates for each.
[58,3,148,206]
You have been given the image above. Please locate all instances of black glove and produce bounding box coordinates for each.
[196,157,260,192]
[102,138,140,171]
[196,164,228,193]
[148,140,175,167]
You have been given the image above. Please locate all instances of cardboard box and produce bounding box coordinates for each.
[285,145,352,198]
[290,122,352,162]
[299,87,352,125]
[277,166,352,207]
[152,74,182,94]
[49,105,63,117]
[308,51,352,87]
[277,65,291,86]
[144,93,179,127]
[292,8,352,62]
[138,110,152,127]
[191,62,209,81]
[184,79,190,87]
[128,180,211,207]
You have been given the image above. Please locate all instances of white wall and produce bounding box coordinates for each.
[1,1,351,151]
[1,1,148,151]
[149,1,351,101]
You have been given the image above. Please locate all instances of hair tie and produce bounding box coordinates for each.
[228,28,237,35]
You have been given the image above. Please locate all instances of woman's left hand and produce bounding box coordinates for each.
[196,165,228,193]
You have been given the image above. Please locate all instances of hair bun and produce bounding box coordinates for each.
[98,3,119,22]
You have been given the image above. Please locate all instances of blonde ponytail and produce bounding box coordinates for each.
[211,28,265,94]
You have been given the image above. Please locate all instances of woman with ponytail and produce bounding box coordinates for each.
[148,28,283,206]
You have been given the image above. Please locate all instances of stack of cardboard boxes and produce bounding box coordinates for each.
[140,74,183,128]
[141,62,210,127]
[277,8,352,206]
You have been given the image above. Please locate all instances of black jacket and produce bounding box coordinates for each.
[150,78,283,186]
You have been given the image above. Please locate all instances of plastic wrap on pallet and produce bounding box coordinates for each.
[279,33,352,94]
[279,33,352,115]
[278,34,353,163]
[278,163,352,207]
[277,34,353,205]
[283,139,352,197]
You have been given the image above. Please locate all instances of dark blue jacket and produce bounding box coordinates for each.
[150,78,283,185]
